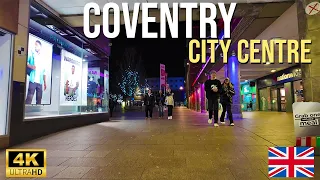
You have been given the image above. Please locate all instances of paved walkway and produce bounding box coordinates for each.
[1,107,319,179]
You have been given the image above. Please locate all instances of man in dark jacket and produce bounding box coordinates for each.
[144,89,155,119]
[205,71,222,127]
[156,90,165,118]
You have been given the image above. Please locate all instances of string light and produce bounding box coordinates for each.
[119,68,140,97]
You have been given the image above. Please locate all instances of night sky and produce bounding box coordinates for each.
[110,22,187,78]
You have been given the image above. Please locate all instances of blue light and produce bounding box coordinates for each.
[0,68,3,80]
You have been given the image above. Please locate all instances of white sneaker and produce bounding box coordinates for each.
[208,119,212,124]
[214,123,219,127]
[220,122,225,125]
[170,116,173,119]
[168,117,170,119]
[230,123,235,126]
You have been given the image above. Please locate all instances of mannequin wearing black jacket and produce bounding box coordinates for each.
[144,89,155,119]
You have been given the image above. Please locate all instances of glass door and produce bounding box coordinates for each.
[270,88,278,111]
[280,88,286,111]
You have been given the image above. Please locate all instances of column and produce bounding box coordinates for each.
[10,0,32,145]
[225,55,243,119]
[297,0,320,102]
[200,83,206,113]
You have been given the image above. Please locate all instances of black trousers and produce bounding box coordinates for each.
[167,105,173,116]
[109,107,114,117]
[220,103,233,123]
[26,82,43,104]
[207,98,219,123]
[145,105,153,118]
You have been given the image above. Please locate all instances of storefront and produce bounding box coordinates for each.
[0,0,18,148]
[240,81,257,111]
[256,65,303,112]
[9,1,110,145]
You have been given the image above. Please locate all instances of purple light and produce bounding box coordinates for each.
[192,32,224,86]
[191,19,241,87]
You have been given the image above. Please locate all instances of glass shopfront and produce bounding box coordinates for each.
[240,82,257,111]
[257,66,302,112]
[0,29,13,135]
[24,4,109,119]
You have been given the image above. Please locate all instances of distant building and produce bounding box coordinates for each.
[146,77,184,91]
[146,77,185,103]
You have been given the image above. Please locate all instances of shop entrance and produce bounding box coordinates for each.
[270,87,286,112]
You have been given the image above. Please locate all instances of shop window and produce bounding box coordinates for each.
[0,30,13,135]
[24,9,109,120]
[259,88,270,111]
[293,80,304,102]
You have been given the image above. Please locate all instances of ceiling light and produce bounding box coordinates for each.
[266,62,270,65]
[271,69,276,73]
[245,80,248,82]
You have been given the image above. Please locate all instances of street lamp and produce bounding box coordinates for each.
[179,86,184,90]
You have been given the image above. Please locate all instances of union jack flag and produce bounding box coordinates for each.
[268,147,314,178]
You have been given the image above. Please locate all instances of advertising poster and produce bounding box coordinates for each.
[160,64,166,89]
[104,70,109,111]
[60,49,82,106]
[293,102,320,149]
[25,33,53,105]
[82,62,88,106]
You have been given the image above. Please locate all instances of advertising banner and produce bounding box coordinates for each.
[293,102,320,148]
[60,49,82,106]
[25,34,53,105]
[160,64,166,89]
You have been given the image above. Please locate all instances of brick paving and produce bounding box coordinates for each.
[1,107,319,179]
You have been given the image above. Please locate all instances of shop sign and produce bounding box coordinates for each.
[276,70,301,82]
[293,102,320,148]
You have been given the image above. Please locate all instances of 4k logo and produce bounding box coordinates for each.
[6,149,47,178]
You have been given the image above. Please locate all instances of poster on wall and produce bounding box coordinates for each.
[60,49,82,106]
[25,33,53,105]
[293,102,320,146]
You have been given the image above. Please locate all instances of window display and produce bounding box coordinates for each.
[0,30,13,135]
[60,49,83,106]
[25,34,53,105]
[24,18,109,119]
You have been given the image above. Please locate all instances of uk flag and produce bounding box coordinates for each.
[268,147,314,178]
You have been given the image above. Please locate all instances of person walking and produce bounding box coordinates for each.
[205,71,222,127]
[109,98,115,117]
[144,89,155,119]
[166,88,174,119]
[220,78,235,126]
[156,90,165,118]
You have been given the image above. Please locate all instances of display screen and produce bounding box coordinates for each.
[60,49,82,106]
[25,33,53,105]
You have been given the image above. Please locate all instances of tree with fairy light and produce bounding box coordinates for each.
[119,68,140,98]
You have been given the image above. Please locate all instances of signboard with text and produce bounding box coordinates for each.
[293,102,320,148]
[160,64,166,89]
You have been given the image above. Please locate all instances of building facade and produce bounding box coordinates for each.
[0,0,110,148]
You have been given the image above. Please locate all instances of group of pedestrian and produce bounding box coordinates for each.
[143,88,174,120]
[205,71,235,127]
